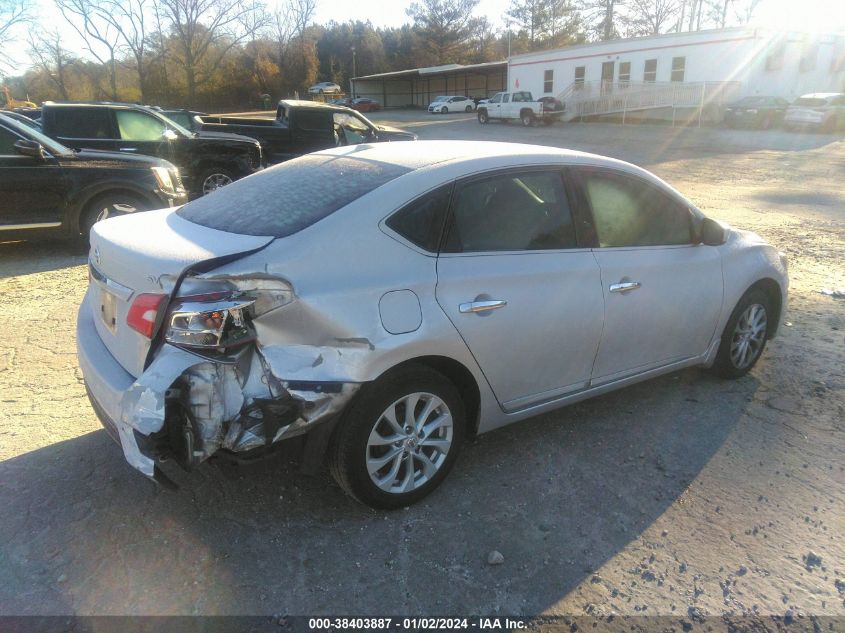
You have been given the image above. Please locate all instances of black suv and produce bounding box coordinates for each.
[0,112,187,240]
[40,102,263,197]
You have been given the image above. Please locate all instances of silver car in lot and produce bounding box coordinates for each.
[784,92,845,132]
[77,141,788,508]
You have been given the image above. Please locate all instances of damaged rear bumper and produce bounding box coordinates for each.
[77,294,359,484]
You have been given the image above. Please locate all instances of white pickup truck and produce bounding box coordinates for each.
[476,91,565,127]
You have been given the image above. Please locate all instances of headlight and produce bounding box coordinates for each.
[151,166,176,194]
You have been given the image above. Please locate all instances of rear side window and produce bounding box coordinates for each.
[443,170,576,252]
[295,110,331,131]
[385,186,451,252]
[577,170,692,247]
[50,107,112,139]
[177,154,411,237]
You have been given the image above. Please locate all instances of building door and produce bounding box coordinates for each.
[601,61,615,94]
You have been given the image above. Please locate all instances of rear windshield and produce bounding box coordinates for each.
[794,97,827,107]
[177,153,411,237]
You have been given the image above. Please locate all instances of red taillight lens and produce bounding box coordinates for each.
[127,293,167,338]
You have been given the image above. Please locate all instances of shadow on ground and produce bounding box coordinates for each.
[0,239,86,279]
[0,368,758,615]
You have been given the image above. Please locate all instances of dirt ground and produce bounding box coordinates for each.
[0,113,843,626]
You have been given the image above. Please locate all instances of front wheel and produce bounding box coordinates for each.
[477,110,488,124]
[198,167,235,196]
[329,366,465,509]
[712,288,772,378]
[441,106,448,114]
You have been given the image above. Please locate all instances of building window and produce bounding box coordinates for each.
[544,69,554,93]
[766,43,786,71]
[644,59,657,82]
[574,66,585,88]
[619,61,631,84]
[671,57,685,82]
[800,45,818,72]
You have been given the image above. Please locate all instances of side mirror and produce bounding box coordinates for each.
[14,139,44,160]
[163,129,178,141]
[699,217,729,246]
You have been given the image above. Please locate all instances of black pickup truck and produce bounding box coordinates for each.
[39,102,263,197]
[196,100,417,165]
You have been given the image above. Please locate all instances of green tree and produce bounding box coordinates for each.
[406,0,482,65]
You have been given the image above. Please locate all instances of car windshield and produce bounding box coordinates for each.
[177,153,411,237]
[433,96,449,102]
[0,114,71,156]
[794,97,827,107]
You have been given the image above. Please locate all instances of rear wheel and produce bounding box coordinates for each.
[712,288,772,378]
[80,192,146,238]
[521,111,535,127]
[465,105,473,112]
[329,365,465,509]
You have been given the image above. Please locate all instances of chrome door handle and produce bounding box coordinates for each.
[609,281,641,293]
[119,147,137,152]
[459,299,507,314]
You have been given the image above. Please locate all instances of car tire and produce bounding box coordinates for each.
[477,110,488,124]
[198,166,235,196]
[465,105,473,112]
[521,111,535,127]
[711,288,772,379]
[80,192,147,238]
[442,106,448,114]
[328,365,465,509]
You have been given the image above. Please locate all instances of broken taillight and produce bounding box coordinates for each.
[127,293,168,338]
[165,298,256,351]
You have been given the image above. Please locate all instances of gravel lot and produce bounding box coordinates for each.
[0,113,843,624]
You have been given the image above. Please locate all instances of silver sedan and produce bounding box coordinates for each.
[77,141,788,508]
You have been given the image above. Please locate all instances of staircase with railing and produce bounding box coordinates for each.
[558,80,742,124]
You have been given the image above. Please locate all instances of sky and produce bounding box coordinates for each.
[7,0,845,75]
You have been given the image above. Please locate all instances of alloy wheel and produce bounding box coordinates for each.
[730,303,767,369]
[202,172,233,195]
[365,392,453,494]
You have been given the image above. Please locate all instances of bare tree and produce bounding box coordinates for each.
[27,28,76,99]
[55,0,121,99]
[625,0,681,35]
[99,0,157,102]
[158,0,268,102]
[0,0,31,73]
[579,0,624,40]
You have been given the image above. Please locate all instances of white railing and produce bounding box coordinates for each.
[558,80,742,124]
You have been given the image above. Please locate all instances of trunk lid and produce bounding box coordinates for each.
[88,207,273,377]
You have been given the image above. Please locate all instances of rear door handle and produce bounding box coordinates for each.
[609,281,641,293]
[459,299,507,314]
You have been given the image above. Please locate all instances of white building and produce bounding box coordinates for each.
[508,27,845,121]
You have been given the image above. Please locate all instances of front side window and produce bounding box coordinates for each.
[386,186,451,252]
[502,94,510,103]
[490,94,502,103]
[544,69,554,93]
[578,170,692,248]
[443,170,576,253]
[644,59,658,82]
[333,112,372,144]
[0,125,19,154]
[116,110,166,141]
[671,57,686,82]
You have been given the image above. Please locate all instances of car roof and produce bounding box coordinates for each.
[312,140,637,174]
[797,92,843,99]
